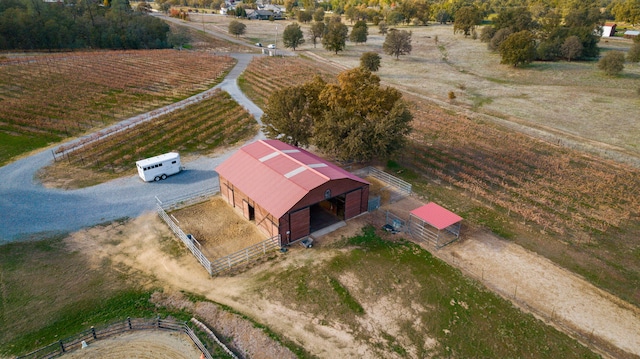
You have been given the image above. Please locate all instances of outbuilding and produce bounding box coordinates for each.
[216,140,369,245]
[601,22,617,37]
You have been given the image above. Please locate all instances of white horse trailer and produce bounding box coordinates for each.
[136,152,181,182]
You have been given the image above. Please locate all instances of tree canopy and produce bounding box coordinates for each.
[228,20,246,38]
[322,18,349,54]
[262,77,325,147]
[261,68,413,162]
[499,30,537,67]
[315,68,413,161]
[283,22,305,50]
[453,5,481,37]
[308,21,325,48]
[383,29,412,59]
[0,0,170,50]
[350,20,368,44]
[360,52,381,71]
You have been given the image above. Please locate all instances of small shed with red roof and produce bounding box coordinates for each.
[216,140,369,245]
[408,202,462,248]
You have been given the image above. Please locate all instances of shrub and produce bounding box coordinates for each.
[627,43,640,63]
[598,51,625,76]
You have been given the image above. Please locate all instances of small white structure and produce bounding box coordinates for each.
[136,152,181,182]
[601,23,617,37]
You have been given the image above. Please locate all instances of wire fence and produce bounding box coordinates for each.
[16,317,213,359]
[353,166,412,203]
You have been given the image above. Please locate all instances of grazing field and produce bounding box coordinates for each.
[239,54,640,308]
[239,56,339,107]
[0,50,235,166]
[39,90,257,188]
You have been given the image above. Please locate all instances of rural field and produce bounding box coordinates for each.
[1,12,640,359]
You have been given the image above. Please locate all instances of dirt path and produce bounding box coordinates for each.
[59,331,202,359]
[66,208,640,358]
[435,231,640,358]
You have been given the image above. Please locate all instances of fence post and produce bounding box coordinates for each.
[91,326,97,339]
[59,340,65,353]
[128,317,132,330]
[156,316,161,328]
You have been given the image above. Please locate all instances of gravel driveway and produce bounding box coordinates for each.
[0,53,264,243]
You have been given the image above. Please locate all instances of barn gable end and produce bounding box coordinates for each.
[216,140,369,245]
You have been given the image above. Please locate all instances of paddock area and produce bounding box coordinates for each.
[169,196,267,259]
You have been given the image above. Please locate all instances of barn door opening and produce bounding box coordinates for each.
[309,197,344,233]
[248,204,255,221]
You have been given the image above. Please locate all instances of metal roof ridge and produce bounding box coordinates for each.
[258,140,332,182]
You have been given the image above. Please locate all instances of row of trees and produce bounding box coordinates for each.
[448,3,604,66]
[262,68,413,162]
[0,0,174,50]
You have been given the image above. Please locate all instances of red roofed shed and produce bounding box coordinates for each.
[216,140,369,245]
[408,202,462,248]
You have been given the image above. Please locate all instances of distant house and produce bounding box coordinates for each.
[601,22,617,37]
[248,9,274,20]
[624,30,640,39]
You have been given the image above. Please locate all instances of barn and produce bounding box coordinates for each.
[216,140,369,245]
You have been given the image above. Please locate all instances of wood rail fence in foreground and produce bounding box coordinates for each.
[15,317,214,359]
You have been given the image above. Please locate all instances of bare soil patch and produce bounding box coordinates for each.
[169,196,268,258]
[59,330,202,359]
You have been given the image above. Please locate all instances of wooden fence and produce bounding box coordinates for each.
[156,189,282,276]
[157,201,214,275]
[210,234,281,275]
[16,317,213,359]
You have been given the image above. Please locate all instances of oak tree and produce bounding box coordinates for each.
[383,29,412,59]
[228,20,246,38]
[499,30,536,67]
[453,5,481,37]
[283,22,305,50]
[561,35,583,61]
[360,52,381,71]
[322,18,348,54]
[315,68,413,162]
[262,77,326,147]
[309,21,325,48]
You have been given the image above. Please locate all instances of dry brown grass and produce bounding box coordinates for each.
[197,15,640,163]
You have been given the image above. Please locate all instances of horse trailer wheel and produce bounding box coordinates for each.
[161,174,167,180]
[154,176,160,181]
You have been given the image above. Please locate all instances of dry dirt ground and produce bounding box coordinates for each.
[170,196,268,258]
[59,331,202,359]
[64,195,640,358]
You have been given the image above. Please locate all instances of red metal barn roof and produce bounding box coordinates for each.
[410,202,462,230]
[216,140,368,218]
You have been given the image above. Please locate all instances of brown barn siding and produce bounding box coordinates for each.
[289,207,310,241]
[345,189,363,219]
[360,186,369,213]
[290,179,367,212]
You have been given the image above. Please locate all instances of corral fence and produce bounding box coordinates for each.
[353,166,412,203]
[210,234,281,275]
[156,187,282,276]
[408,214,460,249]
[384,210,460,249]
[16,317,213,359]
